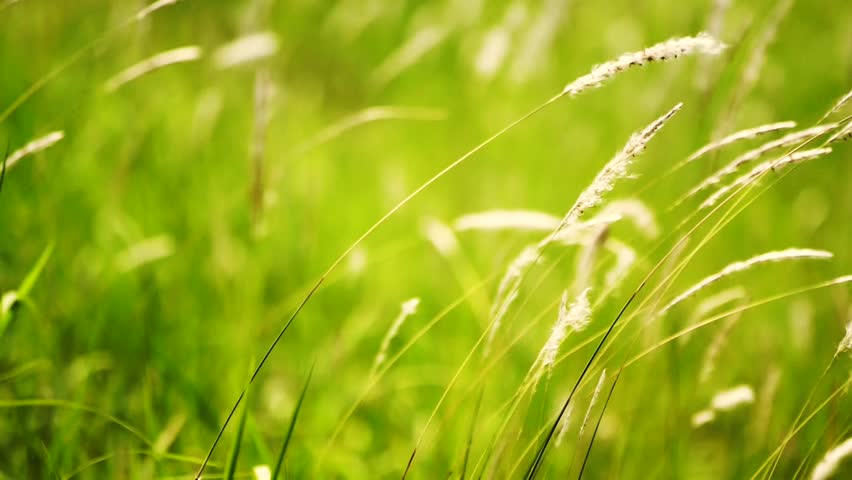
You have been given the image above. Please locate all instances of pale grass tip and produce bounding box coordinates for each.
[6,131,65,170]
[562,33,726,97]
[105,46,202,92]
[691,409,716,427]
[135,0,179,21]
[811,437,852,480]
[214,32,279,69]
[421,218,460,257]
[486,245,542,356]
[701,147,833,209]
[597,198,659,238]
[373,297,420,371]
[557,102,682,232]
[555,402,574,447]
[711,384,755,411]
[578,369,607,437]
[453,210,560,232]
[115,234,175,273]
[252,464,272,480]
[836,319,852,356]
[683,125,835,202]
[681,120,797,167]
[661,248,832,314]
[537,288,592,378]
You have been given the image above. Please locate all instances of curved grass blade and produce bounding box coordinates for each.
[199,34,726,478]
[577,368,621,479]
[524,108,848,478]
[1,242,54,339]
[199,93,565,480]
[271,364,314,480]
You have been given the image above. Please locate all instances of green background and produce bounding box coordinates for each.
[1,0,851,478]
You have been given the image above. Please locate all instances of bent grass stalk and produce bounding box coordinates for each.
[196,33,725,478]
[523,112,843,478]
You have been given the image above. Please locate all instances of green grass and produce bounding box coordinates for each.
[1,0,852,479]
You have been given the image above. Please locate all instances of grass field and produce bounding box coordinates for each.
[2,0,852,478]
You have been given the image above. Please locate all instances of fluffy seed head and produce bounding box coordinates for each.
[662,248,833,314]
[578,369,607,437]
[557,103,682,231]
[682,121,797,166]
[538,288,592,375]
[711,384,755,411]
[421,218,460,257]
[453,210,560,232]
[811,437,852,480]
[562,33,726,96]
[485,246,542,356]
[683,125,836,202]
[604,239,637,290]
[701,147,833,209]
[837,320,852,356]
[214,32,279,69]
[691,409,716,427]
[105,46,203,92]
[136,0,179,21]
[597,199,659,238]
[373,298,420,371]
[6,131,65,170]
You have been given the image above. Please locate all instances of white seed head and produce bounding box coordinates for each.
[562,33,726,96]
[691,286,748,320]
[537,288,592,378]
[421,218,460,257]
[373,297,420,371]
[252,464,272,480]
[691,409,716,428]
[662,248,833,314]
[682,121,797,167]
[578,369,608,437]
[105,46,202,92]
[684,125,835,201]
[485,245,542,356]
[826,88,852,117]
[827,119,852,144]
[604,240,637,290]
[453,210,560,232]
[214,32,279,69]
[811,437,852,480]
[701,147,833,209]
[597,199,659,238]
[836,320,852,356]
[135,0,179,21]
[558,103,682,231]
[711,384,755,411]
[6,131,65,170]
[555,402,574,447]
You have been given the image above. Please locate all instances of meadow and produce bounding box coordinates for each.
[1,0,851,478]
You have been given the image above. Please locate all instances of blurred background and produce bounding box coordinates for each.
[1,0,851,478]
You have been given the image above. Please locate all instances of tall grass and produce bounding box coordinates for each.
[1,0,851,479]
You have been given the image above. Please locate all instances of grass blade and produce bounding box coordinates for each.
[224,391,250,480]
[0,141,8,197]
[271,364,314,480]
[19,241,55,298]
[459,387,484,480]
